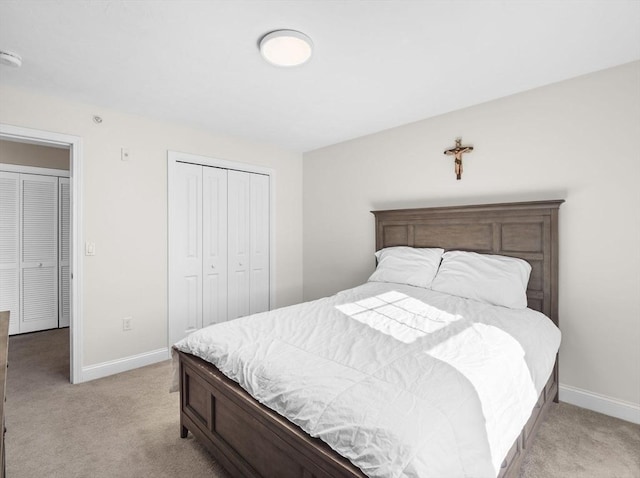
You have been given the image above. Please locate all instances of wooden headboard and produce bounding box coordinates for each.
[372,200,563,325]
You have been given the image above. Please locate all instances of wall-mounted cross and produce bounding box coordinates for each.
[444,138,474,180]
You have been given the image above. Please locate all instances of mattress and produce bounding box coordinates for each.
[173,282,561,478]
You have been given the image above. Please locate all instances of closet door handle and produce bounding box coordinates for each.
[38,263,43,267]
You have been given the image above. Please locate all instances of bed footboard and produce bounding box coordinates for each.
[179,348,557,478]
[178,349,366,478]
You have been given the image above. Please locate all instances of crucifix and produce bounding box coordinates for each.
[444,138,474,180]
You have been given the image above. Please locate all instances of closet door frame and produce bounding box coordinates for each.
[0,124,83,384]
[167,151,276,346]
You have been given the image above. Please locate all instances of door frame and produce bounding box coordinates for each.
[167,151,276,347]
[0,123,83,384]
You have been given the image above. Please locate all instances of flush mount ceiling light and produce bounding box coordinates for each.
[0,50,22,68]
[259,30,313,67]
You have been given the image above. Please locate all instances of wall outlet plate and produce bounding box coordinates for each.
[122,317,132,331]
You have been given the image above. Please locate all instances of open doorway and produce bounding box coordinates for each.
[0,140,70,334]
[0,124,83,384]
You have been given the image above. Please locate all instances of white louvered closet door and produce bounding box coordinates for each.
[169,162,203,346]
[20,174,59,333]
[59,177,70,328]
[0,172,20,335]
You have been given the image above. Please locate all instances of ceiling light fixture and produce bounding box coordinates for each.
[0,50,22,68]
[259,30,313,67]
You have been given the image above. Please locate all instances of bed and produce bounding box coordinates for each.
[174,199,563,478]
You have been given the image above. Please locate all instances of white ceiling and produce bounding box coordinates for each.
[0,1,639,152]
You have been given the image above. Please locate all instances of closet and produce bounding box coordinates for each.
[168,161,270,345]
[0,171,70,336]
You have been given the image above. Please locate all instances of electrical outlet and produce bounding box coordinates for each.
[122,317,132,331]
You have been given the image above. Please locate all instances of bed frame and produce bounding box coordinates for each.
[177,199,563,478]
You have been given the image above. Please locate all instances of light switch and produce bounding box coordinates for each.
[85,241,96,256]
[121,148,131,161]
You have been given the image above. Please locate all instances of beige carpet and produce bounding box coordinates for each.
[5,329,640,478]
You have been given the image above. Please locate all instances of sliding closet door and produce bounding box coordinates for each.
[202,167,228,327]
[168,162,203,346]
[20,174,59,333]
[227,170,251,320]
[59,177,70,328]
[0,172,20,335]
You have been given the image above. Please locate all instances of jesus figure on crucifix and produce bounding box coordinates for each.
[444,138,474,180]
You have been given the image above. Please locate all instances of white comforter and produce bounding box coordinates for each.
[173,282,561,478]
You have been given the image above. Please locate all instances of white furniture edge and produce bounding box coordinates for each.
[0,123,84,384]
[81,348,170,382]
[560,383,640,424]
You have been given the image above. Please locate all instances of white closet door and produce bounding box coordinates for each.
[168,162,203,345]
[202,167,228,327]
[0,172,20,335]
[20,174,59,333]
[249,173,270,314]
[58,177,70,328]
[168,155,272,345]
[227,170,251,320]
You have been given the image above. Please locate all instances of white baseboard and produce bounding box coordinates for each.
[560,383,640,424]
[80,347,171,382]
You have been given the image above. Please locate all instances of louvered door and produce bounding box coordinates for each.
[20,174,59,333]
[0,172,20,335]
[59,177,70,327]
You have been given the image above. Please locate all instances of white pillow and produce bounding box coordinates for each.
[368,247,445,289]
[430,251,532,309]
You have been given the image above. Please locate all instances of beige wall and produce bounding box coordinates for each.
[303,61,640,406]
[0,139,70,170]
[0,84,303,367]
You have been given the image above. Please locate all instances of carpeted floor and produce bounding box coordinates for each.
[5,329,640,478]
